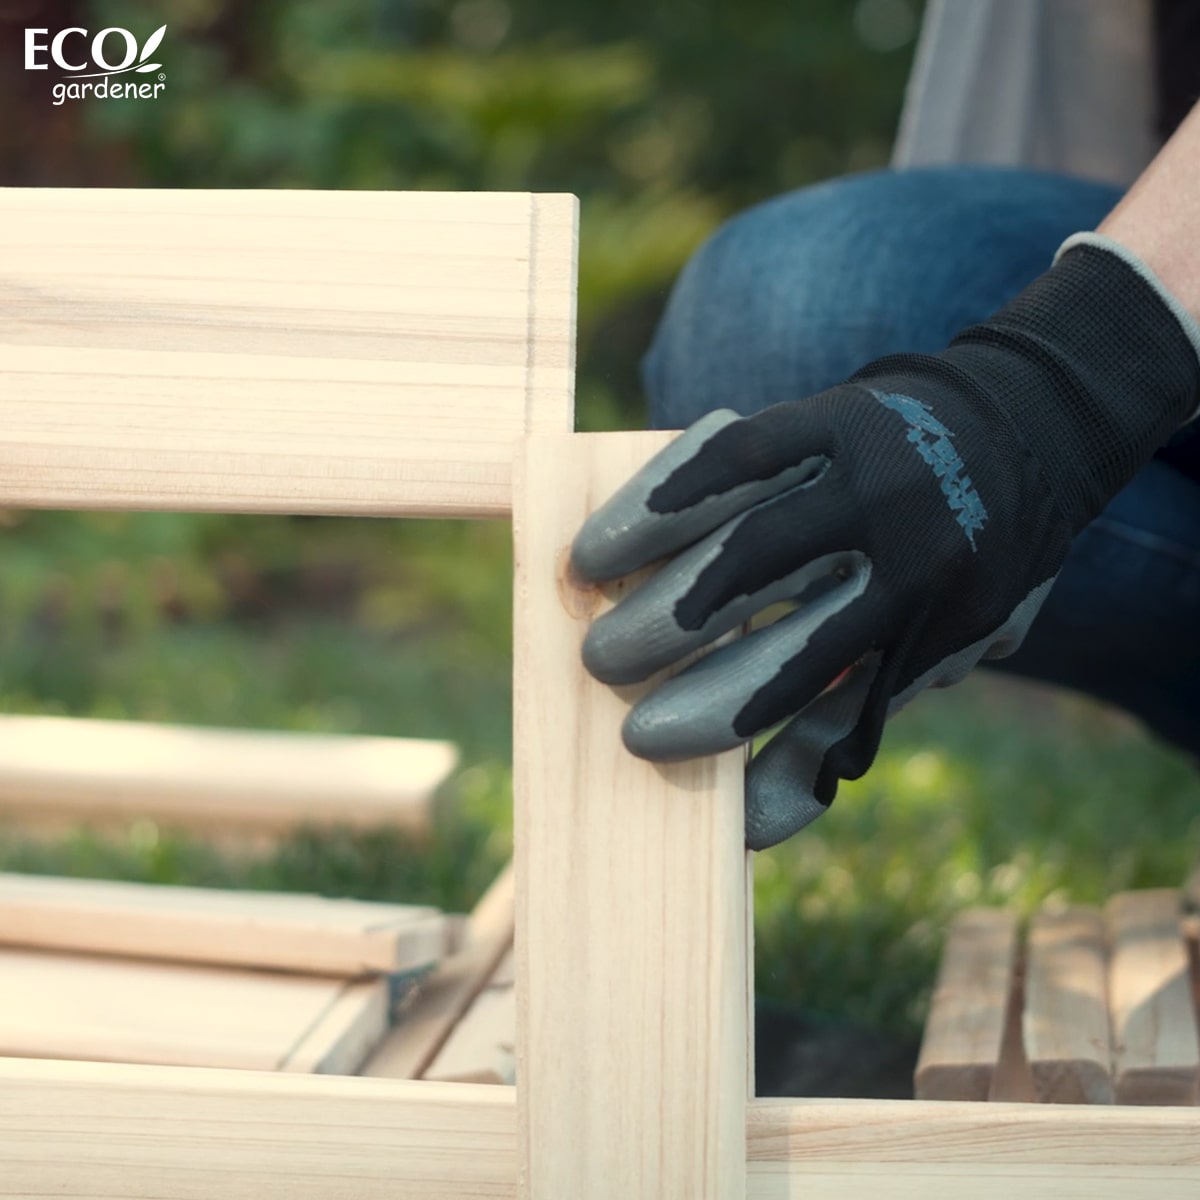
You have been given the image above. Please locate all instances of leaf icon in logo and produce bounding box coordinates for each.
[138,25,167,64]
[136,63,161,72]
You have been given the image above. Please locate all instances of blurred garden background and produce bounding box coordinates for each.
[1,0,1199,1082]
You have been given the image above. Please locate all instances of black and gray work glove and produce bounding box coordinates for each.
[571,235,1200,851]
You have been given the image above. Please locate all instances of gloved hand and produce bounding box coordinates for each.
[571,234,1200,851]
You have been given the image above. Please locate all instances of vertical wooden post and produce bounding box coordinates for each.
[514,431,750,1200]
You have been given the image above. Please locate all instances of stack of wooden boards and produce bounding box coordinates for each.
[0,714,457,837]
[0,864,515,1082]
[916,887,1200,1104]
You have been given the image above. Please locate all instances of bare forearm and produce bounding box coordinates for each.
[1101,102,1200,323]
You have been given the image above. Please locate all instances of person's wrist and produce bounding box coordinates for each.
[941,240,1200,530]
[1055,231,1200,422]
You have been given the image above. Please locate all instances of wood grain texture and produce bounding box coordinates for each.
[0,189,576,517]
[424,948,516,1084]
[361,861,514,1080]
[0,1058,518,1199]
[0,873,445,976]
[5,1061,1200,1200]
[280,978,390,1075]
[514,433,750,1200]
[747,1097,1200,1197]
[0,949,381,1071]
[0,713,454,833]
[915,909,1018,1100]
[747,1094,1200,1162]
[1023,906,1113,1104]
[1106,889,1199,1104]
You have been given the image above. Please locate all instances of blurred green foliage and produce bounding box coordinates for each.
[757,679,1200,1033]
[5,0,1198,1053]
[81,0,920,424]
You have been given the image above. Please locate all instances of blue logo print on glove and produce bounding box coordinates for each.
[870,390,988,549]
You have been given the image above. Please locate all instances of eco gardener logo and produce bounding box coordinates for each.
[24,24,167,106]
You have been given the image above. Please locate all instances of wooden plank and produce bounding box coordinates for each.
[514,432,750,1200]
[6,1061,1200,1200]
[0,872,445,977]
[0,948,361,1070]
[747,1097,1200,1197]
[0,1057,518,1199]
[0,189,576,517]
[525,193,579,439]
[424,949,515,1084]
[281,979,391,1075]
[988,951,1036,1102]
[1023,906,1113,1103]
[1106,889,1199,1104]
[915,908,1018,1100]
[361,861,514,1080]
[0,713,455,833]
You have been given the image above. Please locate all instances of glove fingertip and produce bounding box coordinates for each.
[744,769,832,851]
[621,693,742,763]
[570,409,747,582]
[569,516,625,584]
[581,617,652,687]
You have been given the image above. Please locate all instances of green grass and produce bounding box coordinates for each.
[1,510,1197,1042]
[756,675,1200,1035]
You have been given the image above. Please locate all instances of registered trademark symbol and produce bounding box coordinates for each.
[158,73,165,81]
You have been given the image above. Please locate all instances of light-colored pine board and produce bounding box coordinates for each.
[1023,906,1113,1104]
[915,909,1018,1100]
[746,854,757,1097]
[0,188,576,517]
[6,1061,1200,1200]
[0,948,362,1070]
[514,432,750,1200]
[281,978,390,1075]
[424,949,516,1084]
[525,194,579,440]
[748,1098,1200,1196]
[1106,889,1199,1104]
[0,1057,518,1199]
[361,861,514,1080]
[0,872,446,977]
[0,713,454,833]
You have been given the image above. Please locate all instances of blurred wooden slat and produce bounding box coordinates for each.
[1023,907,1113,1104]
[0,873,446,977]
[281,978,390,1075]
[424,949,515,1085]
[0,189,576,517]
[0,948,381,1071]
[1106,890,1199,1105]
[362,861,514,1080]
[915,909,1018,1101]
[0,713,455,833]
[987,952,1036,1102]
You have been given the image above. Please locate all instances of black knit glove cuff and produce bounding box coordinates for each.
[938,239,1200,533]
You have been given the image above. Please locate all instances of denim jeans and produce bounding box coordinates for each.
[643,166,1200,758]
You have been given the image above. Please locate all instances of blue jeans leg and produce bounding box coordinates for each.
[643,166,1200,758]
